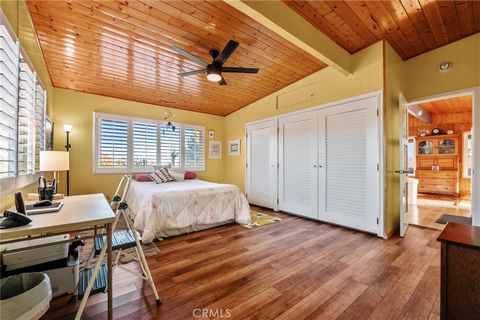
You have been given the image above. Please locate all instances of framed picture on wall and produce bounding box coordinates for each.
[45,116,54,151]
[228,139,240,156]
[209,140,222,159]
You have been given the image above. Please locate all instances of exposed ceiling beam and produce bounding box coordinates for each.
[408,104,431,124]
[224,0,352,75]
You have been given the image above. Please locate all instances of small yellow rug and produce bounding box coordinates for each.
[244,210,282,229]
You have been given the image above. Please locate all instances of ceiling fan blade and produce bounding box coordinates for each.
[222,67,259,74]
[215,40,239,65]
[178,69,206,77]
[218,77,227,85]
[171,46,208,67]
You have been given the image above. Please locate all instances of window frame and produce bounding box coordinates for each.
[0,13,45,196]
[463,131,472,179]
[0,16,20,188]
[93,112,206,174]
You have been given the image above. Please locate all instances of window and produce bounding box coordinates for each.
[0,14,47,193]
[18,52,37,175]
[184,127,205,170]
[97,118,128,170]
[133,121,157,168]
[464,131,472,178]
[407,137,416,176]
[160,124,181,168]
[0,22,19,179]
[34,82,46,172]
[94,113,205,173]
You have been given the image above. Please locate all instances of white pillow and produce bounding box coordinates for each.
[149,167,174,184]
[168,168,185,181]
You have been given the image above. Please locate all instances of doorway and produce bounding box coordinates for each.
[400,88,479,233]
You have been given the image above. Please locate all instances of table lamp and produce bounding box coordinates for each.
[40,151,70,196]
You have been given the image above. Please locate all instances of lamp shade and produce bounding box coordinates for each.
[63,124,73,133]
[40,151,70,171]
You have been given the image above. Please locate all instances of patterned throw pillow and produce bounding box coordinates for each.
[152,164,171,172]
[149,167,174,184]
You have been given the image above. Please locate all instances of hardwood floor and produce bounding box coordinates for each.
[407,194,471,230]
[43,210,441,320]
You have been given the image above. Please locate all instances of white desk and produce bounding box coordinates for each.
[0,193,116,319]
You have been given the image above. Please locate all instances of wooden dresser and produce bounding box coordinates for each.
[416,135,459,195]
[437,223,480,320]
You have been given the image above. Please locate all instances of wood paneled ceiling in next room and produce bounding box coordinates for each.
[26,0,327,116]
[285,0,480,60]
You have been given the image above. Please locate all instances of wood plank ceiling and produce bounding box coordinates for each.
[27,0,327,116]
[419,95,472,114]
[284,0,480,60]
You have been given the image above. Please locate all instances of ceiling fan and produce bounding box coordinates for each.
[171,40,259,85]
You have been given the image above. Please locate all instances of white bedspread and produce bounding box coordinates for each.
[126,179,250,243]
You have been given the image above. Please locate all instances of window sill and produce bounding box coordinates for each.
[0,173,41,197]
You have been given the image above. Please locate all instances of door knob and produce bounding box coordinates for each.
[395,170,406,174]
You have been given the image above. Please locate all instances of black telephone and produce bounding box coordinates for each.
[38,176,55,201]
[0,192,32,229]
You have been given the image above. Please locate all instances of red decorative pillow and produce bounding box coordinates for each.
[184,171,197,180]
[134,174,153,182]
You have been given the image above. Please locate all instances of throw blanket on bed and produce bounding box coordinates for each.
[126,179,250,243]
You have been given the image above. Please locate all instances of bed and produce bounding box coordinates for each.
[126,179,251,243]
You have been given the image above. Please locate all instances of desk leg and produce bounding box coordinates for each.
[107,223,113,320]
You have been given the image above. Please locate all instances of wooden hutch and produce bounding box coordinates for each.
[416,134,459,196]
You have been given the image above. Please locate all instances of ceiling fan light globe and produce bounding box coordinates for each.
[207,73,222,82]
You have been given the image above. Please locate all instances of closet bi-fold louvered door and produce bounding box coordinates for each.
[278,111,318,219]
[318,97,379,233]
[246,119,277,209]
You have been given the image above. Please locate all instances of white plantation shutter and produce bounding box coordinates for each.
[34,81,46,172]
[320,96,379,233]
[325,109,368,216]
[160,124,181,168]
[97,118,129,170]
[278,111,318,219]
[184,126,204,170]
[0,23,19,179]
[93,113,206,173]
[133,121,157,168]
[17,53,36,175]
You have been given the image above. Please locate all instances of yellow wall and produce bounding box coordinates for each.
[0,0,54,211]
[223,42,384,192]
[403,34,480,100]
[382,34,479,235]
[52,88,224,200]
[384,42,406,235]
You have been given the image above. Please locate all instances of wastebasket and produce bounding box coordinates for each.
[0,272,52,320]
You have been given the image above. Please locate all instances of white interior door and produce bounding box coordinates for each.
[246,119,278,209]
[279,111,318,219]
[399,93,409,237]
[318,97,379,233]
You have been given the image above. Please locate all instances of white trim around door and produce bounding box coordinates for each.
[403,87,480,227]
